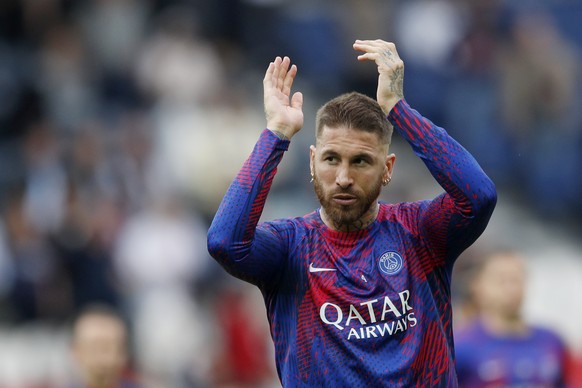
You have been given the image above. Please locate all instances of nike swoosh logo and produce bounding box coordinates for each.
[309,263,337,273]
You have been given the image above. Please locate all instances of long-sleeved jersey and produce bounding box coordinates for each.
[455,319,567,387]
[207,100,497,387]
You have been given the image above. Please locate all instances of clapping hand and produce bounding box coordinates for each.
[263,56,304,139]
[353,39,405,114]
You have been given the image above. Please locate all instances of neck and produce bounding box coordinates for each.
[321,203,380,232]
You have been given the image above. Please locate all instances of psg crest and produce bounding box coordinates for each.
[378,251,404,275]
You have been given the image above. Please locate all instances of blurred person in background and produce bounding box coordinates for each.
[208,38,496,386]
[2,186,70,322]
[50,185,123,313]
[210,283,278,387]
[113,194,213,386]
[497,9,582,218]
[442,0,512,187]
[454,250,567,387]
[69,303,141,388]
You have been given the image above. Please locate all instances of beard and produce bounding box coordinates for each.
[313,174,382,229]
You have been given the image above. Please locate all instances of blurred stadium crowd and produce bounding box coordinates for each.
[0,0,581,386]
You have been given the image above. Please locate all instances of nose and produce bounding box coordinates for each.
[336,164,353,189]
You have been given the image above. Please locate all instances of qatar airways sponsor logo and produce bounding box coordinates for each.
[318,289,417,340]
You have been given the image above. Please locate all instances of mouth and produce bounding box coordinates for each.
[332,193,357,206]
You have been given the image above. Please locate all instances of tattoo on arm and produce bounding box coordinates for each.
[382,50,395,62]
[380,50,404,99]
[389,67,404,99]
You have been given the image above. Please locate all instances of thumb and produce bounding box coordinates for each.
[291,91,303,110]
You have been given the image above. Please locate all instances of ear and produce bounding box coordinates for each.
[309,145,316,176]
[383,153,396,182]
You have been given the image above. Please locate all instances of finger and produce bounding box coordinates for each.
[271,56,283,89]
[277,56,291,90]
[282,64,297,97]
[355,49,401,67]
[356,52,380,62]
[354,39,394,48]
[353,42,384,54]
[263,61,275,88]
[353,40,397,55]
[291,91,303,110]
[353,43,382,57]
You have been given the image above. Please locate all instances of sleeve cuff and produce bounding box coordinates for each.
[264,128,290,150]
[387,99,409,124]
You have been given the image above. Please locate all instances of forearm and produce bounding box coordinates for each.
[388,100,496,217]
[207,129,289,271]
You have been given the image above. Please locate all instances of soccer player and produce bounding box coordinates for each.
[454,250,567,387]
[207,39,497,386]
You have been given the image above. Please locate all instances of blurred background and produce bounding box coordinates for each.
[0,0,581,386]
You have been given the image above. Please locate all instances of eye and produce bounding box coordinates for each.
[353,157,370,166]
[324,155,339,164]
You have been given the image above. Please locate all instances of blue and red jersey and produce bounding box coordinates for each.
[208,100,497,387]
[455,319,567,387]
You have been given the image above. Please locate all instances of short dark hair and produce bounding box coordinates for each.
[315,92,393,145]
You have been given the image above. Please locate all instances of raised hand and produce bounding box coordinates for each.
[353,39,404,114]
[263,56,304,139]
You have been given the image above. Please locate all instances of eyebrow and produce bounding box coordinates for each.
[320,149,376,161]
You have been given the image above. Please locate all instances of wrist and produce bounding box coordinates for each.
[266,122,297,139]
[381,97,403,115]
[268,129,290,141]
